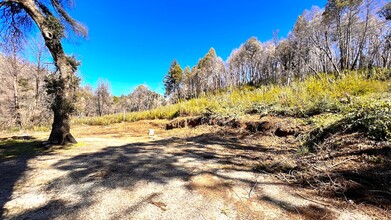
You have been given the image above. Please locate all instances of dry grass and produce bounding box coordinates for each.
[73,71,391,126]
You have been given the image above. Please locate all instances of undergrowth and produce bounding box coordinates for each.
[346,100,391,141]
[301,98,391,153]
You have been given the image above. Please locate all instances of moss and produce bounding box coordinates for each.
[44,15,65,39]
[66,56,81,72]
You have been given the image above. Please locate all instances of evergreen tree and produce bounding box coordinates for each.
[163,59,183,102]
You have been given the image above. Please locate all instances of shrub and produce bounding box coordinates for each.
[301,99,391,154]
[368,68,391,81]
[346,100,391,141]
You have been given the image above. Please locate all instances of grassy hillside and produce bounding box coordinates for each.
[73,69,391,137]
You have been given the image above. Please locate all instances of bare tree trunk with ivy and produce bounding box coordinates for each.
[0,0,87,144]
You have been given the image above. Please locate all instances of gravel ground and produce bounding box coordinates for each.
[0,121,382,219]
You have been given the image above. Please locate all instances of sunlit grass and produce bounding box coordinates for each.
[73,70,391,126]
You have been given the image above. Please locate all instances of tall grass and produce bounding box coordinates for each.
[73,70,391,126]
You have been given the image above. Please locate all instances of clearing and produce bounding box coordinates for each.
[0,118,390,219]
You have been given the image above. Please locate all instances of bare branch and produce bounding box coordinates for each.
[51,0,87,37]
[0,1,9,8]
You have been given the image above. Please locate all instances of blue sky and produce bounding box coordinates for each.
[63,0,327,96]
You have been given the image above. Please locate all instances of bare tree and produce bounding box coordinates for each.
[1,38,26,128]
[127,85,164,112]
[94,80,112,117]
[28,34,49,108]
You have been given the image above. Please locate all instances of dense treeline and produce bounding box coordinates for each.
[164,0,391,102]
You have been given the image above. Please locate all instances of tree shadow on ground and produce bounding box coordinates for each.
[0,138,45,218]
[259,195,334,220]
[14,132,296,218]
[13,129,387,218]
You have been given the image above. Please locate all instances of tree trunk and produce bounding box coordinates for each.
[34,59,41,107]
[12,74,22,128]
[47,57,77,144]
[49,92,77,144]
[20,0,77,144]
[35,75,39,106]
[324,32,341,75]
[351,2,370,71]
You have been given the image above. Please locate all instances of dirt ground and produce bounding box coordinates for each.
[0,119,389,219]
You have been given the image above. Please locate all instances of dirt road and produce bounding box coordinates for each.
[0,120,384,219]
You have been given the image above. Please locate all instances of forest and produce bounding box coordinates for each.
[0,0,391,219]
[163,2,390,101]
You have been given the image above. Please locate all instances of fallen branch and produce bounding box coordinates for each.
[368,190,391,196]
[149,201,167,211]
[248,179,258,199]
[294,192,332,207]
[329,158,353,169]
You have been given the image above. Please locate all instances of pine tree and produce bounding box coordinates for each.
[163,59,183,102]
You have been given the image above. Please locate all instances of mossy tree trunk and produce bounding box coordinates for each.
[19,0,77,144]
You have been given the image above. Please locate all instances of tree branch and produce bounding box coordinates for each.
[0,0,14,8]
[51,0,87,37]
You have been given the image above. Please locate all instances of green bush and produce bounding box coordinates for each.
[301,99,391,154]
[346,100,391,141]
